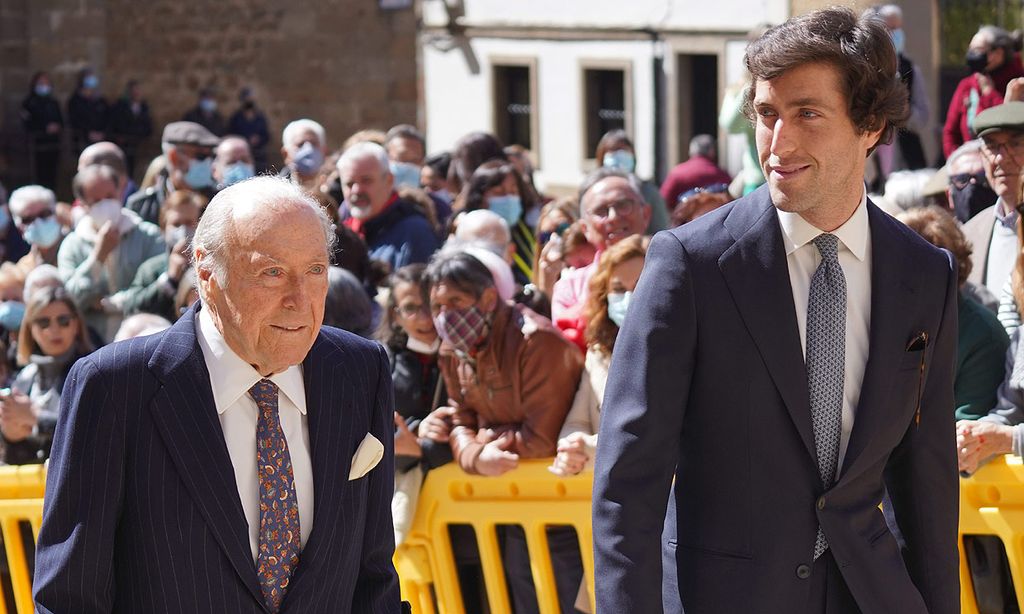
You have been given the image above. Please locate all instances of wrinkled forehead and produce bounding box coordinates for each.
[287,129,321,150]
[585,178,643,207]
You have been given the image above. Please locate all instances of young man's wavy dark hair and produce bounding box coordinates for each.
[742,6,909,154]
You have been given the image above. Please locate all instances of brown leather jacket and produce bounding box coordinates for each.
[439,302,583,473]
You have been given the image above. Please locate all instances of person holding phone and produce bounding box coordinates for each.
[1,286,92,465]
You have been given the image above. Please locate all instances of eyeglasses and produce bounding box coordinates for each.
[19,209,53,226]
[949,172,989,190]
[539,221,571,245]
[394,302,430,318]
[586,199,642,220]
[981,137,1024,159]
[32,314,73,330]
[678,183,730,203]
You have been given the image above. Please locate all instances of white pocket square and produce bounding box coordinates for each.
[349,433,384,480]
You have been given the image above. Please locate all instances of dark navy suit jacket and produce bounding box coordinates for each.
[34,303,401,613]
[593,186,960,614]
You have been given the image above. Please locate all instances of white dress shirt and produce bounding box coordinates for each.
[777,191,872,474]
[196,307,315,562]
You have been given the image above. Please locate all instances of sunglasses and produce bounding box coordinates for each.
[678,183,730,203]
[32,314,73,330]
[19,209,53,226]
[949,172,988,191]
[539,221,571,245]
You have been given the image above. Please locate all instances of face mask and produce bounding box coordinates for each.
[292,142,324,176]
[434,305,490,353]
[890,28,906,55]
[243,100,255,111]
[487,194,523,228]
[389,161,422,189]
[199,98,217,113]
[221,161,254,187]
[164,224,195,248]
[603,150,636,173]
[184,156,215,190]
[406,335,440,355]
[83,75,99,90]
[0,207,11,235]
[951,181,998,220]
[607,291,632,327]
[966,50,990,74]
[34,84,52,97]
[0,301,25,332]
[23,216,62,248]
[88,198,123,230]
[431,188,453,204]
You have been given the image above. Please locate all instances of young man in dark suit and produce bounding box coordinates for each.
[593,7,959,613]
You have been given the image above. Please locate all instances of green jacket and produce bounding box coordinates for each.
[956,293,1010,420]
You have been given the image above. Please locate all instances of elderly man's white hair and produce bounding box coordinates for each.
[8,185,56,219]
[454,209,511,250]
[877,4,902,20]
[191,176,336,298]
[337,141,390,176]
[114,313,172,342]
[883,169,936,212]
[947,139,984,170]
[282,119,326,150]
[24,264,62,302]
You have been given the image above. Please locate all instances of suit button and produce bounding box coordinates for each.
[817,496,826,510]
[796,564,812,579]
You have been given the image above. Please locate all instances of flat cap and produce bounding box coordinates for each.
[974,102,1024,137]
[161,121,219,147]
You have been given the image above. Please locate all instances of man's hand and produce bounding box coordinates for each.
[418,406,456,443]
[536,239,565,296]
[0,391,37,443]
[394,413,422,458]
[1007,77,1024,102]
[549,432,591,476]
[167,237,191,283]
[474,432,519,476]
[93,221,121,263]
[956,419,1014,474]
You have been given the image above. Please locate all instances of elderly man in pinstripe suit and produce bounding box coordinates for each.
[34,177,404,613]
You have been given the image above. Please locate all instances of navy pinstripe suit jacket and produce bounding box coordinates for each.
[33,303,402,613]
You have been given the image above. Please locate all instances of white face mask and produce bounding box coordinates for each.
[406,335,440,355]
[88,198,123,230]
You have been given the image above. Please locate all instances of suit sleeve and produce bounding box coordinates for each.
[592,231,696,613]
[34,358,124,614]
[351,344,402,613]
[884,252,960,614]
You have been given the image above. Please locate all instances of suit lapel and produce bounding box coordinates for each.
[282,333,360,604]
[718,193,819,469]
[146,306,266,610]
[838,205,918,484]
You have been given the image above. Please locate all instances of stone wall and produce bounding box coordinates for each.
[0,0,419,199]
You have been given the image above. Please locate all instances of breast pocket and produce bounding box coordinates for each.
[898,348,926,371]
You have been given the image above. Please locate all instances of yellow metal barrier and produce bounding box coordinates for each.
[0,459,1023,612]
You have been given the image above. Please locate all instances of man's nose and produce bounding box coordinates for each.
[770,119,795,157]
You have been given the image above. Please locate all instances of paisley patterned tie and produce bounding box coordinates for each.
[248,379,300,612]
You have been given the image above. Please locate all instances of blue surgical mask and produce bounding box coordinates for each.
[890,28,906,55]
[487,194,523,228]
[0,207,11,235]
[34,84,52,97]
[0,301,25,332]
[292,142,324,176]
[431,188,453,204]
[23,216,62,248]
[83,75,99,90]
[603,150,636,173]
[389,161,421,189]
[221,161,254,187]
[607,291,632,327]
[185,157,214,190]
[199,98,217,113]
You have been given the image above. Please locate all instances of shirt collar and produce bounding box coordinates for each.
[776,188,869,261]
[995,197,1020,229]
[196,307,307,415]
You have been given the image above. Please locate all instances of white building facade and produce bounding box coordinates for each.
[419,0,940,194]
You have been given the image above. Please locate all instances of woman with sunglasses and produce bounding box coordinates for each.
[1,286,92,464]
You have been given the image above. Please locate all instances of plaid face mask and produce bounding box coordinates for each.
[434,305,490,354]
